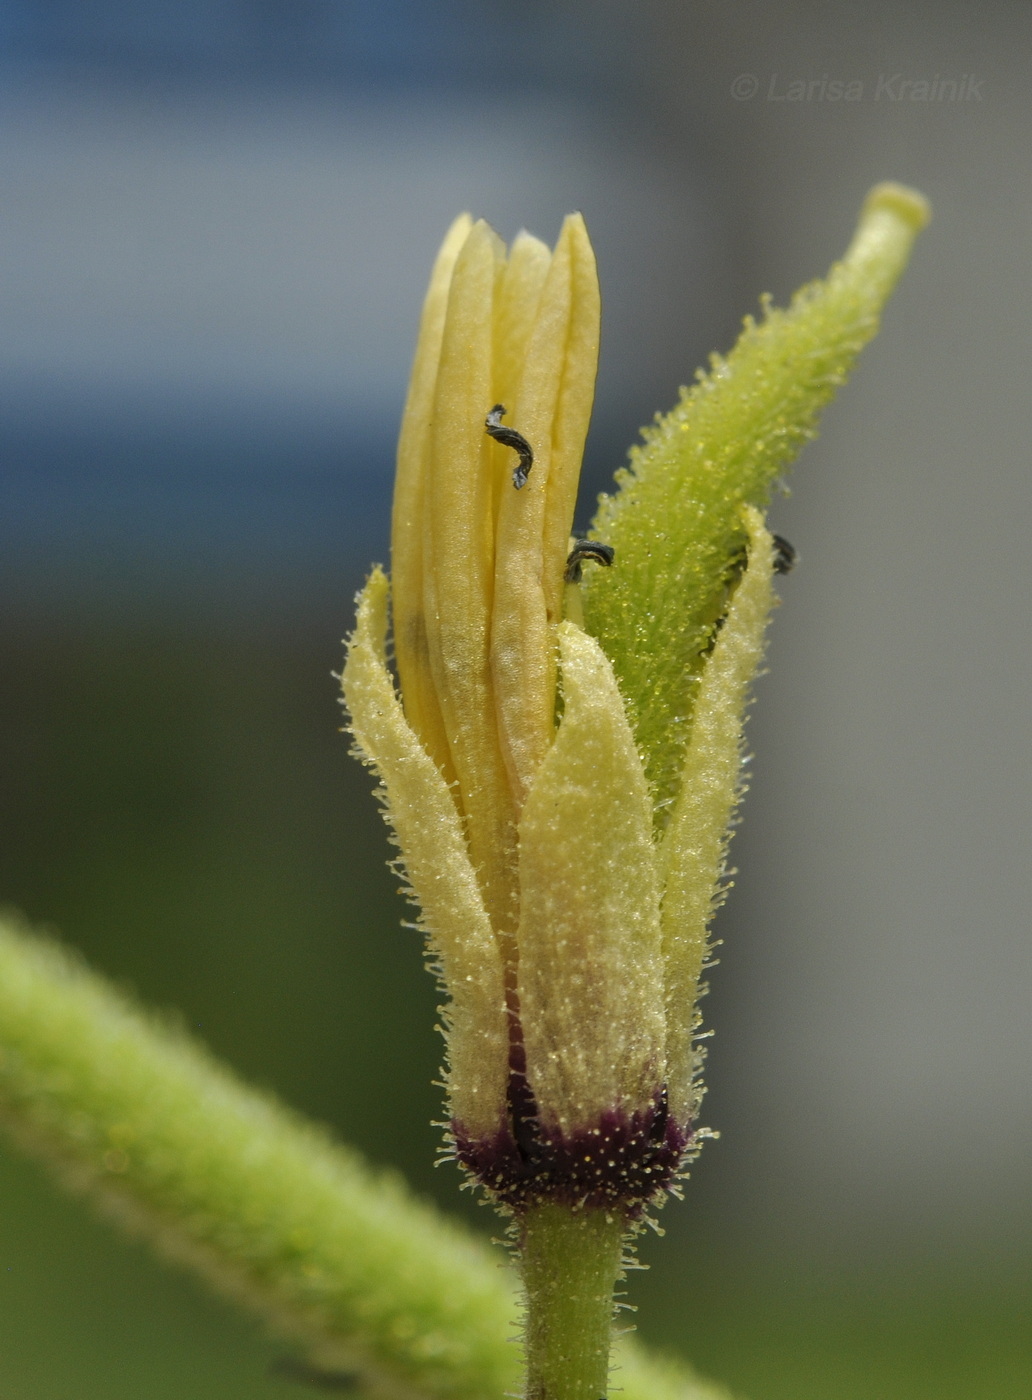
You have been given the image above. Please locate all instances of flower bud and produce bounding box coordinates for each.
[342,188,928,1214]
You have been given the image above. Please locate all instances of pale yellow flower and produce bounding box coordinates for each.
[341,213,776,1210]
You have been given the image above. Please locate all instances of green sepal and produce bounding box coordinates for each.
[582,183,929,813]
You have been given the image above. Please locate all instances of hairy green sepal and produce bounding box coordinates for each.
[582,184,929,811]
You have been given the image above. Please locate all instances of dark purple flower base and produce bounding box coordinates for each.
[452,1072,691,1214]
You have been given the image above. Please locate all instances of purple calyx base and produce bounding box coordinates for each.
[453,1076,691,1214]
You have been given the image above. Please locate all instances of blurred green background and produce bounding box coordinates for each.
[2,3,1031,1397]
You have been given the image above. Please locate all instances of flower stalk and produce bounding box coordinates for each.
[342,183,929,1398]
[0,912,726,1400]
[520,1204,626,1400]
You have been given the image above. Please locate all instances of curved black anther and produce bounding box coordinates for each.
[564,539,615,583]
[485,404,534,489]
[772,533,798,575]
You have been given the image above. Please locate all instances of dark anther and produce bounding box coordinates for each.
[772,533,798,575]
[269,1356,358,1391]
[564,539,615,583]
[485,404,534,489]
[730,532,797,579]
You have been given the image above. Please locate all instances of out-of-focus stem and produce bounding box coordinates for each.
[0,913,727,1400]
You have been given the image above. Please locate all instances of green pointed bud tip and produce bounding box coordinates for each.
[862,181,931,232]
[581,182,929,813]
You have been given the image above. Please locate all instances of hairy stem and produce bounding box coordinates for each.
[520,1202,627,1400]
[0,913,725,1400]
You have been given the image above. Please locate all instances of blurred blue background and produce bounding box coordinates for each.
[1,3,1031,1396]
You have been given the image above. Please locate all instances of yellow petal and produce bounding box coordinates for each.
[517,620,665,1133]
[341,567,509,1140]
[424,219,520,935]
[491,215,601,804]
[391,213,472,790]
[659,506,775,1124]
[540,215,600,635]
[492,230,553,431]
[489,230,552,531]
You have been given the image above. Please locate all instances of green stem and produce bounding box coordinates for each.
[0,913,726,1400]
[520,1201,627,1400]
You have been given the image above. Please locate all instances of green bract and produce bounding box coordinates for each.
[584,183,930,812]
